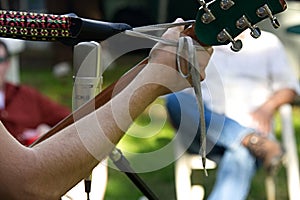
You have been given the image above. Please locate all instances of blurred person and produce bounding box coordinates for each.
[166,29,300,200]
[0,39,71,146]
[204,30,299,200]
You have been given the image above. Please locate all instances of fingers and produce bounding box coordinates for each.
[149,18,212,83]
[197,47,213,81]
[161,18,185,40]
[149,18,185,65]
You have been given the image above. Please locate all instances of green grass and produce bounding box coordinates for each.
[20,55,300,200]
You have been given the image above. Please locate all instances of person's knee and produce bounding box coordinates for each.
[224,147,256,172]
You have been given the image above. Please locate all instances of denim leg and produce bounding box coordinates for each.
[208,147,256,200]
[165,92,253,152]
[166,92,256,200]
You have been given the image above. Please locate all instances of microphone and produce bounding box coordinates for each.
[73,41,102,111]
[0,10,132,45]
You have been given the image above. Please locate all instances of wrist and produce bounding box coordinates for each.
[139,63,190,96]
[262,101,277,114]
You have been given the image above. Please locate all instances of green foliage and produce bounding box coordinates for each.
[20,67,73,109]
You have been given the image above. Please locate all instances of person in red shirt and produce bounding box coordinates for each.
[0,39,71,146]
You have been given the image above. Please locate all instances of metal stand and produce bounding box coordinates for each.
[73,41,103,200]
[110,149,159,200]
[73,41,158,200]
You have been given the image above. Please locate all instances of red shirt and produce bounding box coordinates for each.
[0,82,71,145]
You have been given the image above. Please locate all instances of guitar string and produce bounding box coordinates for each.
[125,20,205,51]
[132,20,196,32]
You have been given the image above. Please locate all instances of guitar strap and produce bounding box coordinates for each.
[177,36,208,176]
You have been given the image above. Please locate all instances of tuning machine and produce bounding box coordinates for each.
[256,4,280,28]
[217,29,242,52]
[197,0,216,24]
[220,0,235,10]
[236,15,261,38]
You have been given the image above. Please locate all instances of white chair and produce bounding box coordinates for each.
[174,138,218,200]
[265,104,300,200]
[174,104,300,200]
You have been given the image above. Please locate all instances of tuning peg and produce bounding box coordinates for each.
[256,4,280,29]
[197,0,216,24]
[220,0,235,10]
[217,29,243,52]
[236,15,261,38]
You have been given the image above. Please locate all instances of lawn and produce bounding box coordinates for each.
[20,53,300,200]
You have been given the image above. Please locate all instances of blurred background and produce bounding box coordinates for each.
[1,0,300,199]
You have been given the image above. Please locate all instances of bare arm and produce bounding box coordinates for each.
[0,19,212,199]
[250,88,296,135]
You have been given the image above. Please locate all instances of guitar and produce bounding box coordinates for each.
[2,0,282,147]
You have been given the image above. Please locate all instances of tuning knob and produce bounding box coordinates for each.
[256,4,280,29]
[230,40,243,52]
[236,15,261,38]
[220,0,235,10]
[217,29,243,52]
[197,0,216,24]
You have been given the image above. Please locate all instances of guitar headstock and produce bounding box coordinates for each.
[194,0,287,51]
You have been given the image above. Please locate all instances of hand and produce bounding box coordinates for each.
[250,107,273,136]
[148,18,212,93]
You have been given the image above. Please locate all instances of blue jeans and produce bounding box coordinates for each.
[166,92,257,200]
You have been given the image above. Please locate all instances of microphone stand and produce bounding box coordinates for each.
[73,41,103,200]
[110,149,159,200]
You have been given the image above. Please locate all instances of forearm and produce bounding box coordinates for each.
[260,88,296,112]
[2,63,176,199]
[0,119,100,199]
